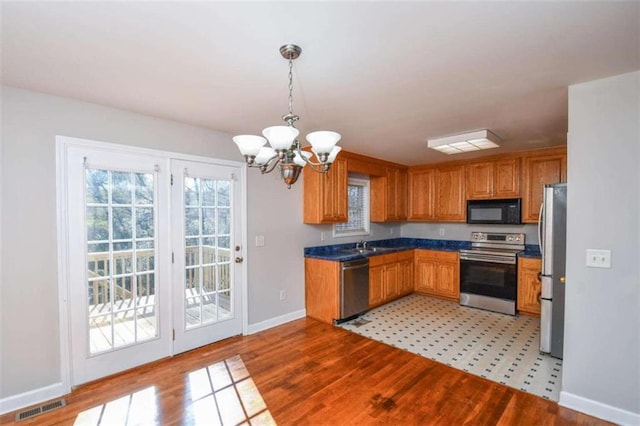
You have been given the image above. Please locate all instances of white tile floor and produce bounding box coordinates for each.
[339,294,563,401]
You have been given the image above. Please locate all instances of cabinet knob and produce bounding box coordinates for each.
[235,257,244,264]
[560,276,566,284]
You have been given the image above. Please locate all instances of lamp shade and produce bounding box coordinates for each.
[306,131,341,154]
[312,145,342,163]
[254,147,277,166]
[293,151,312,167]
[233,135,266,156]
[262,126,299,150]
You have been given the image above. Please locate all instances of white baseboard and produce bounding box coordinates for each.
[0,382,68,415]
[246,309,306,335]
[560,391,640,425]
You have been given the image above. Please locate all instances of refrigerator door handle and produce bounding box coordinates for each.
[538,202,544,258]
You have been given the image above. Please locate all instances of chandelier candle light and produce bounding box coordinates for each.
[232,44,342,188]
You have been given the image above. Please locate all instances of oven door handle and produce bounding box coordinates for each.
[460,255,516,265]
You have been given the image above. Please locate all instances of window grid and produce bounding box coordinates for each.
[334,177,370,237]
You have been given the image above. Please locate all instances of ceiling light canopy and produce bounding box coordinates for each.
[232,44,341,188]
[427,129,500,155]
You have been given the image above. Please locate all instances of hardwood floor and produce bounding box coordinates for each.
[2,318,610,425]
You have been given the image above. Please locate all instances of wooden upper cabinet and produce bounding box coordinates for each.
[408,168,436,221]
[435,165,466,222]
[408,165,465,222]
[303,157,348,224]
[466,158,520,199]
[495,158,521,198]
[371,166,408,222]
[522,149,567,223]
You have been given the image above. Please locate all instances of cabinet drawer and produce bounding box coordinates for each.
[369,252,399,267]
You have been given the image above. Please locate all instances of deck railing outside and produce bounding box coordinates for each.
[87,246,231,307]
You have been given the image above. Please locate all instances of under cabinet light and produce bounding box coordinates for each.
[427,130,500,154]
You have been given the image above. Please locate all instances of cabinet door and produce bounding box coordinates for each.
[408,168,436,221]
[394,169,408,220]
[518,258,542,316]
[522,152,566,222]
[303,157,348,224]
[399,258,414,295]
[436,261,459,299]
[466,162,494,199]
[415,255,437,293]
[383,263,400,301]
[494,158,520,198]
[435,165,466,221]
[323,157,348,222]
[369,265,385,307]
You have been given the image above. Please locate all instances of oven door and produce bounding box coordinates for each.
[460,258,517,301]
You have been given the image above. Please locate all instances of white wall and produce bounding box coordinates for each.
[561,71,639,423]
[0,86,316,400]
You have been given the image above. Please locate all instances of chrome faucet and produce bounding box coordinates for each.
[362,241,368,249]
[355,241,363,250]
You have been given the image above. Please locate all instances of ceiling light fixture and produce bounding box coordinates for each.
[427,129,501,155]
[232,44,341,189]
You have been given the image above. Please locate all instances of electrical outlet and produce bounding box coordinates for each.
[439,228,445,236]
[255,235,265,247]
[586,249,611,268]
[320,231,326,241]
[390,228,394,235]
[279,290,286,300]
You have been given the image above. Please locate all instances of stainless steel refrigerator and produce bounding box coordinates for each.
[538,183,567,359]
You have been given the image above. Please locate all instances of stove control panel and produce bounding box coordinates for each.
[470,232,525,245]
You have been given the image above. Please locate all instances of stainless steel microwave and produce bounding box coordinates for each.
[466,198,521,224]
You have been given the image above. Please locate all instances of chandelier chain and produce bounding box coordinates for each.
[287,58,294,116]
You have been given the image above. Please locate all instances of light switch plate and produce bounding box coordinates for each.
[255,235,265,247]
[586,249,611,268]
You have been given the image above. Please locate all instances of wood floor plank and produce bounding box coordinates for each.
[1,318,612,425]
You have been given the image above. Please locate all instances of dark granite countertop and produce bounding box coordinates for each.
[304,238,471,262]
[519,245,542,259]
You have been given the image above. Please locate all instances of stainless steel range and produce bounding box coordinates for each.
[459,232,525,315]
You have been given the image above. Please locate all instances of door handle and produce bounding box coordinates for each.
[235,257,244,264]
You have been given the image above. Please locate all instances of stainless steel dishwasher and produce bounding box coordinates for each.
[337,258,369,323]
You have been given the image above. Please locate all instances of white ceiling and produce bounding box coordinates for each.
[2,2,638,165]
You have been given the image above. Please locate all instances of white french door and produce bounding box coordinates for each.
[65,145,172,385]
[171,160,243,354]
[61,138,245,386]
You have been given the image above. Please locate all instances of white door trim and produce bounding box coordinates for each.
[56,135,247,392]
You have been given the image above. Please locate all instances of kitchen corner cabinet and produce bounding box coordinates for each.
[303,157,348,224]
[408,168,436,220]
[517,257,542,317]
[305,258,340,324]
[408,165,465,222]
[369,251,414,308]
[522,149,567,223]
[466,158,520,199]
[414,250,460,301]
[371,167,408,222]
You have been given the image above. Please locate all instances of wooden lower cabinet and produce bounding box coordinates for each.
[369,250,414,308]
[304,258,340,324]
[518,257,542,316]
[414,249,460,301]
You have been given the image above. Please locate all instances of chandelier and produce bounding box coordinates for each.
[232,44,341,189]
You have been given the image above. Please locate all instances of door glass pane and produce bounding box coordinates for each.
[86,168,158,355]
[184,176,234,329]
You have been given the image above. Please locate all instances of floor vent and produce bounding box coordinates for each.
[15,399,66,422]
